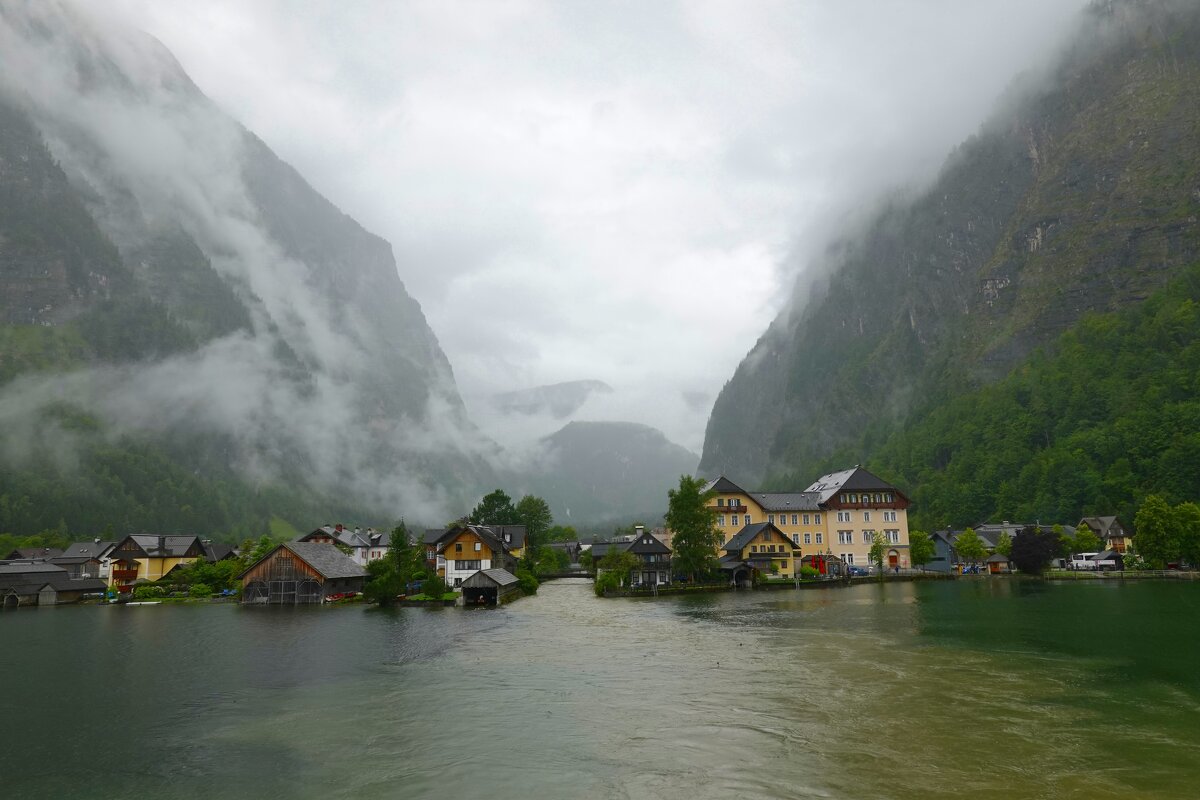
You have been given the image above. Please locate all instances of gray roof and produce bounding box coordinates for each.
[117,535,204,558]
[702,476,747,495]
[722,522,792,554]
[5,547,63,561]
[461,568,519,588]
[623,534,670,556]
[0,563,107,594]
[986,553,1010,563]
[805,466,901,504]
[1079,516,1127,539]
[59,541,116,560]
[283,543,368,579]
[750,492,822,512]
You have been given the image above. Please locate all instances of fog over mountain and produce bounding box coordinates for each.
[108,0,1088,454]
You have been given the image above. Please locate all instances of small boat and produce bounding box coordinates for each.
[125,601,161,606]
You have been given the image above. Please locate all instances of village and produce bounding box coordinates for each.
[0,466,1178,609]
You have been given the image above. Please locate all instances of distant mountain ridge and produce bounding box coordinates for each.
[526,421,698,529]
[701,0,1200,525]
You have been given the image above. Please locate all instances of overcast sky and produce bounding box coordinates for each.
[109,0,1086,453]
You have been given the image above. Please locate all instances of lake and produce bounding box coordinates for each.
[2,578,1198,799]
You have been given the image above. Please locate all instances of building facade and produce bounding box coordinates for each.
[703,466,912,569]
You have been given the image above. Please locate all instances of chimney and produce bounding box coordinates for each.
[335,523,343,533]
[634,525,645,534]
[94,537,100,544]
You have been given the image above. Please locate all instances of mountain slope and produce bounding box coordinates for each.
[701,0,1200,502]
[526,421,698,529]
[0,2,489,536]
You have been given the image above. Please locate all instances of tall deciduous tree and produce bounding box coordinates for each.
[1172,501,1200,567]
[995,531,1013,557]
[868,531,887,573]
[469,489,519,526]
[1071,526,1102,554]
[665,475,719,581]
[1010,525,1057,574]
[954,527,987,567]
[1134,495,1176,568]
[908,530,934,571]
[515,495,553,548]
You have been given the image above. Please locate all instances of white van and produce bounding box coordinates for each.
[1070,553,1099,570]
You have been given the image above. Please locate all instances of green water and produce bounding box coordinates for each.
[2,578,1198,799]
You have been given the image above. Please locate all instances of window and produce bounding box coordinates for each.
[456,559,482,571]
[884,511,897,522]
[717,498,725,506]
[863,531,873,544]
[455,542,462,552]
[474,542,482,551]
[863,511,871,522]
[885,492,894,502]
[803,514,810,525]
[845,554,855,565]
[781,561,787,570]
[718,514,726,527]
[837,511,851,523]
[792,534,800,544]
[751,545,758,553]
[815,533,823,544]
[792,514,799,525]
[804,533,811,544]
[887,530,900,543]
[744,515,751,526]
[838,531,852,544]
[454,578,462,587]
[814,514,821,524]
[763,531,771,541]
[768,514,775,524]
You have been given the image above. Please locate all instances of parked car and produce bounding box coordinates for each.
[847,566,868,577]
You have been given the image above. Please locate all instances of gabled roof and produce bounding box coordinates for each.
[436,524,519,556]
[462,568,519,588]
[5,547,63,561]
[701,476,747,495]
[204,543,236,562]
[986,553,1010,563]
[623,534,670,556]
[804,466,901,504]
[240,542,368,580]
[1079,516,1127,538]
[722,522,791,554]
[111,535,205,560]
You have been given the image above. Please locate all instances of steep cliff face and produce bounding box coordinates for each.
[0,2,487,535]
[701,0,1200,488]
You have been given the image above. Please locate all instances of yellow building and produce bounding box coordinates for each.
[703,465,912,571]
[107,534,208,594]
[719,522,799,583]
[806,466,912,569]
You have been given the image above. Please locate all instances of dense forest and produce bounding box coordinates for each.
[824,263,1200,530]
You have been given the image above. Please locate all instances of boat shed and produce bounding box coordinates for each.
[0,563,107,607]
[461,568,520,606]
[240,542,368,604]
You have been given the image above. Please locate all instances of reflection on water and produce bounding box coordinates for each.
[2,579,1198,799]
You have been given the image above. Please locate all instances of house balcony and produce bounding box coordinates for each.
[111,569,139,581]
[715,503,747,514]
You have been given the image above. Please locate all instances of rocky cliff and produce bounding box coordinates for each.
[701,0,1200,494]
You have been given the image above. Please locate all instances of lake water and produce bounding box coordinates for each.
[2,578,1198,799]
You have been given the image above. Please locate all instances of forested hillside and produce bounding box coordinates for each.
[702,0,1200,528]
[873,264,1200,530]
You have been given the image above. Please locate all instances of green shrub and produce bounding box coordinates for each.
[132,585,165,600]
[515,566,539,595]
[421,575,448,599]
[594,571,622,597]
[800,565,820,579]
[189,583,213,598]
